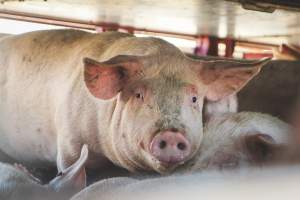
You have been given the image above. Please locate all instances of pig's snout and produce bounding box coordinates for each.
[150,130,191,165]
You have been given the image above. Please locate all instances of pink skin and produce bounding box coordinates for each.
[0,29,270,177]
[150,130,191,165]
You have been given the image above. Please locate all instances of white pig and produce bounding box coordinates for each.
[71,112,295,200]
[181,112,293,171]
[71,165,300,200]
[0,144,88,200]
[0,29,269,174]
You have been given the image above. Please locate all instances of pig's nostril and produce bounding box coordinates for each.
[159,140,167,149]
[177,142,186,150]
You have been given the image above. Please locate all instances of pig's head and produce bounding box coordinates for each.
[192,133,289,171]
[83,37,269,173]
[181,118,292,172]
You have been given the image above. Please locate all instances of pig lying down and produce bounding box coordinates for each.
[72,166,300,200]
[72,112,295,200]
[0,145,88,200]
[0,29,270,173]
[181,112,293,171]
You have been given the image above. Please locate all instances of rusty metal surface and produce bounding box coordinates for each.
[227,0,300,12]
[0,0,299,42]
[238,60,300,122]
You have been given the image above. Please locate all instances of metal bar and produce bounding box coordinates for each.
[0,10,279,49]
[226,0,300,12]
[0,11,197,39]
[224,38,235,58]
[207,36,219,57]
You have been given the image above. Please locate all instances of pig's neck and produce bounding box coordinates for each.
[95,97,130,168]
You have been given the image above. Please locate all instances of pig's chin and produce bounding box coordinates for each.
[140,149,187,174]
[154,161,183,174]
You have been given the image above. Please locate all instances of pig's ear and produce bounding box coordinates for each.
[49,144,89,192]
[64,144,89,190]
[83,55,142,100]
[193,58,270,101]
[243,133,285,163]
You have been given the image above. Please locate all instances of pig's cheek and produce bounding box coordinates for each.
[127,99,140,112]
[208,151,240,170]
[191,102,199,110]
[137,140,148,154]
[189,158,211,171]
[139,144,160,170]
[191,98,204,114]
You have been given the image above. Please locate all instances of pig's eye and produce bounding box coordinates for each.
[135,93,144,100]
[192,96,197,103]
[136,93,141,98]
[134,87,145,101]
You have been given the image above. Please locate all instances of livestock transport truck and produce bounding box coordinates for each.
[0,1,300,200]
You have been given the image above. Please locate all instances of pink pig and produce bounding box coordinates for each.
[0,29,269,174]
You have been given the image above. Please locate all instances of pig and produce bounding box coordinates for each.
[71,165,300,200]
[0,29,270,174]
[180,112,293,171]
[71,112,295,200]
[0,144,88,200]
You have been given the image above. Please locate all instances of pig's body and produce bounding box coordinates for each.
[182,112,293,171]
[71,165,300,200]
[0,30,113,167]
[0,145,88,200]
[0,29,267,173]
[0,162,52,200]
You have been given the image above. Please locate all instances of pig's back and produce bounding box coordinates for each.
[0,162,51,200]
[0,29,131,165]
[71,166,300,200]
